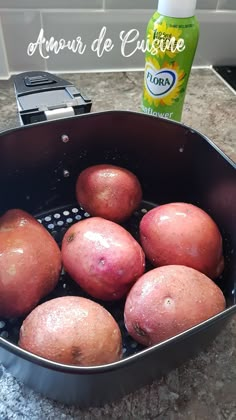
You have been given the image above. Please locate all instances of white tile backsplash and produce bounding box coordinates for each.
[217,0,236,9]
[196,10,236,65]
[0,8,235,78]
[197,0,218,9]
[0,0,220,11]
[42,10,150,73]
[1,11,45,73]
[105,0,156,10]
[41,10,236,72]
[0,0,103,9]
[105,0,219,10]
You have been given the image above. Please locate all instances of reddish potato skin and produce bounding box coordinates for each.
[124,265,226,347]
[76,164,142,223]
[61,217,145,301]
[0,209,61,318]
[140,202,224,279]
[19,296,122,366]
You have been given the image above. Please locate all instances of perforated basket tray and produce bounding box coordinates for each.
[0,111,235,407]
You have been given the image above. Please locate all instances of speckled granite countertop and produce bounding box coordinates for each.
[0,69,236,419]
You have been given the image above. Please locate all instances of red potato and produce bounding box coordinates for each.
[0,209,61,318]
[140,202,224,279]
[61,217,145,301]
[19,296,122,366]
[124,265,226,347]
[76,164,142,223]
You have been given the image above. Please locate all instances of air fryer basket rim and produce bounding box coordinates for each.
[0,306,236,374]
[0,109,235,374]
[0,109,235,170]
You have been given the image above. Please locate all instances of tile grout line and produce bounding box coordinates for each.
[0,66,224,81]
[0,8,106,12]
[39,10,47,72]
[1,8,235,12]
[192,65,212,69]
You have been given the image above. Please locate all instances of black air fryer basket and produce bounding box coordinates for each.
[0,111,235,407]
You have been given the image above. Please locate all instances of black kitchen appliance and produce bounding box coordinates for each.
[14,71,92,125]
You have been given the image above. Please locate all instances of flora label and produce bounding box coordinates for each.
[145,64,177,98]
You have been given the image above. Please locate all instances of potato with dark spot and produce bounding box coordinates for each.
[61,217,145,301]
[140,202,224,279]
[124,265,226,347]
[76,164,142,223]
[19,296,122,366]
[0,209,61,318]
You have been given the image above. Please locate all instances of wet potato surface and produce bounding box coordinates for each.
[0,200,229,363]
